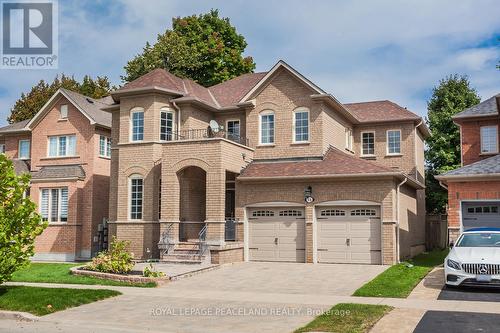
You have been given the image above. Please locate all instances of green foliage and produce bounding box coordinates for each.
[123,9,255,87]
[425,74,480,213]
[85,237,134,274]
[8,74,113,123]
[0,155,46,284]
[142,263,166,278]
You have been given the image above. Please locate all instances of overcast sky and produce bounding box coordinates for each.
[0,0,499,126]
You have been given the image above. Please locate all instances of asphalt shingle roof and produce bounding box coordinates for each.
[31,165,86,180]
[0,119,29,133]
[61,89,112,128]
[12,159,30,175]
[345,100,421,123]
[453,93,500,119]
[440,154,500,178]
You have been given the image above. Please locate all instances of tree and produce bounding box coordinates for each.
[122,9,256,87]
[425,75,480,213]
[8,74,113,123]
[0,155,47,284]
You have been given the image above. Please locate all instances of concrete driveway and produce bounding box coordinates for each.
[0,262,387,333]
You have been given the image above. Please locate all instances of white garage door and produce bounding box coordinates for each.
[462,202,500,230]
[249,207,305,262]
[316,206,381,264]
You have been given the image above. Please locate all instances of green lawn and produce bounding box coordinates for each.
[11,263,156,288]
[353,249,449,298]
[295,303,392,333]
[0,285,120,316]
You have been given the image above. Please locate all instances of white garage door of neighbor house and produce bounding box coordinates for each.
[248,207,305,262]
[462,202,500,230]
[316,206,381,264]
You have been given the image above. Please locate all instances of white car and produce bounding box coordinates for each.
[445,228,500,287]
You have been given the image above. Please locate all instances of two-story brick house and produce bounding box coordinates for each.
[436,93,500,243]
[0,88,112,261]
[105,60,429,265]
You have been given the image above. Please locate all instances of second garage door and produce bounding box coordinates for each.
[249,207,305,262]
[462,201,500,230]
[316,206,381,264]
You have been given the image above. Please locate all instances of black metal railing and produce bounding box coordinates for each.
[162,128,249,146]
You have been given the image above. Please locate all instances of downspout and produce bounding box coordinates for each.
[396,177,408,263]
[172,100,181,136]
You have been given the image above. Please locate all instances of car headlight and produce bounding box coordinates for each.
[447,259,461,270]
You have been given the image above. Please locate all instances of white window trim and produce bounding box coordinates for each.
[0,143,5,154]
[159,108,175,141]
[130,108,145,142]
[259,110,275,145]
[18,139,30,160]
[40,187,68,224]
[129,174,144,220]
[47,135,77,158]
[345,128,353,151]
[480,125,498,154]
[60,104,68,119]
[99,135,112,158]
[386,129,402,156]
[360,131,376,157]
[292,107,310,144]
[226,119,240,136]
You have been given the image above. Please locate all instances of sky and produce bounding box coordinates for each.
[0,0,499,126]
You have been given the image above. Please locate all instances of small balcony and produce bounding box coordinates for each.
[162,128,249,146]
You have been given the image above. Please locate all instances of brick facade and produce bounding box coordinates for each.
[456,118,499,166]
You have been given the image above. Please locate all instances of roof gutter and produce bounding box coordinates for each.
[435,173,500,182]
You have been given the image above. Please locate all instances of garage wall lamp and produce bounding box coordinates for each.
[304,186,314,203]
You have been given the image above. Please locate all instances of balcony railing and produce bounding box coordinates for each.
[163,128,249,146]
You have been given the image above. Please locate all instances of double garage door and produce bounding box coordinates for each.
[462,201,500,230]
[248,205,381,264]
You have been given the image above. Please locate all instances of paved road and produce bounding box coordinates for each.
[414,310,500,333]
[438,286,500,302]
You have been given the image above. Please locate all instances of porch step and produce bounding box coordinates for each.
[160,257,203,264]
[176,242,200,250]
[172,249,201,255]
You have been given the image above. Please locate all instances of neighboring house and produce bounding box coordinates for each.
[436,93,500,243]
[0,88,112,261]
[105,60,429,265]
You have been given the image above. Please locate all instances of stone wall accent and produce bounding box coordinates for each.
[70,266,168,285]
[210,245,244,264]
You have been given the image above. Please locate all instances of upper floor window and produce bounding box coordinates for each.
[48,135,76,157]
[160,109,174,141]
[99,135,111,158]
[293,108,309,143]
[387,130,401,155]
[345,128,353,151]
[260,111,275,145]
[129,175,143,220]
[18,139,30,159]
[0,143,5,154]
[130,109,144,142]
[227,120,240,140]
[40,187,68,223]
[361,132,375,156]
[480,126,498,154]
[60,104,68,119]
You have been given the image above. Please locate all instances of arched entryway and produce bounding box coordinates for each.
[178,166,206,241]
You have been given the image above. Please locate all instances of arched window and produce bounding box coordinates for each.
[160,107,175,141]
[130,107,144,142]
[259,110,275,145]
[129,174,144,220]
[293,107,309,143]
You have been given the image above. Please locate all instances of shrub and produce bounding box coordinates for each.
[143,263,165,278]
[0,155,47,284]
[85,237,134,274]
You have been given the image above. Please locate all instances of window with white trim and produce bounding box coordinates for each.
[350,209,377,216]
[480,126,498,154]
[346,128,353,151]
[387,130,401,155]
[131,109,144,141]
[130,175,143,220]
[48,135,76,157]
[227,120,240,140]
[361,132,375,156]
[99,135,111,157]
[60,104,68,119]
[252,210,274,217]
[320,209,346,216]
[18,139,30,159]
[0,144,5,154]
[279,210,302,217]
[260,111,275,144]
[160,109,174,141]
[293,108,309,142]
[40,188,68,223]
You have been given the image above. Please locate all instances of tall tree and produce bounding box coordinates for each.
[425,75,480,213]
[8,75,113,124]
[123,9,255,87]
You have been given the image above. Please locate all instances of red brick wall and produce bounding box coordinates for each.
[457,118,499,166]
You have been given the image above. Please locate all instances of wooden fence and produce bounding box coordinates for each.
[425,214,448,250]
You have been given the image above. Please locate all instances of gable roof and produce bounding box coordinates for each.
[0,119,30,134]
[345,100,421,123]
[436,154,500,181]
[453,93,500,120]
[27,89,112,129]
[208,72,268,107]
